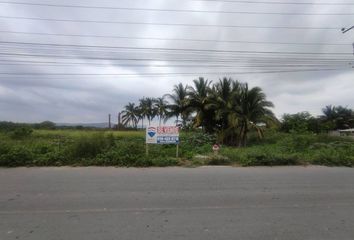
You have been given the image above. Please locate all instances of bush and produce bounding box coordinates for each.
[242,152,299,166]
[206,154,231,165]
[68,133,115,159]
[9,127,33,139]
[1,129,354,168]
[0,146,33,167]
[222,145,300,166]
[183,131,216,146]
[32,150,68,166]
[93,149,145,166]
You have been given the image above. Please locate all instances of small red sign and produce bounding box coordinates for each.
[212,144,220,151]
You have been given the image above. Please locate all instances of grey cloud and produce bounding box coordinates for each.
[0,0,353,122]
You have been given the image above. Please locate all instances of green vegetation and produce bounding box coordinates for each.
[0,129,353,168]
[122,78,277,147]
[281,105,354,134]
[2,77,354,168]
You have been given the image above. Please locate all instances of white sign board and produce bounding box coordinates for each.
[146,126,180,144]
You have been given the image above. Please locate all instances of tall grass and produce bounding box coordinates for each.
[0,130,353,167]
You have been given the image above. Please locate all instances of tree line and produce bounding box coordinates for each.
[121,77,276,147]
[281,105,354,134]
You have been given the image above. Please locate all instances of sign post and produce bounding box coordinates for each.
[212,144,220,155]
[146,126,180,157]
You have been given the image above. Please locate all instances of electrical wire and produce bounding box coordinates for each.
[0,1,352,15]
[0,30,349,46]
[0,68,350,77]
[0,59,350,68]
[0,40,350,55]
[192,0,354,6]
[0,16,343,30]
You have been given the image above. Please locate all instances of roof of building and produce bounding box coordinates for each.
[339,128,354,132]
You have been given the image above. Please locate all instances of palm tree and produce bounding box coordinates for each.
[137,98,147,129]
[120,77,276,146]
[321,105,354,130]
[187,77,213,131]
[164,83,190,127]
[207,77,241,141]
[137,97,157,127]
[121,102,138,128]
[145,97,157,125]
[155,97,168,126]
[229,83,275,147]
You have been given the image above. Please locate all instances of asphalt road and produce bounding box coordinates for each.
[1,166,354,240]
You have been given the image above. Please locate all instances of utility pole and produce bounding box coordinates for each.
[118,112,121,130]
[341,25,354,55]
[108,114,111,129]
[341,25,354,34]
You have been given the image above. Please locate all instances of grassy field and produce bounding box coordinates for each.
[1,129,354,167]
[33,129,146,138]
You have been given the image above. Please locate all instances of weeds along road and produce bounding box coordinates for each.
[1,166,354,240]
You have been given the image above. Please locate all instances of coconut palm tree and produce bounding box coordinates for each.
[207,77,241,141]
[120,77,276,146]
[137,98,147,129]
[138,97,158,128]
[229,83,275,147]
[155,97,168,126]
[187,77,213,131]
[121,102,138,128]
[321,105,354,130]
[164,83,190,127]
[144,97,157,125]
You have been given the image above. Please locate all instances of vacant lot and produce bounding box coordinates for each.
[1,129,354,167]
[1,166,354,240]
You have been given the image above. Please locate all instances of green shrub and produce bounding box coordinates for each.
[310,148,354,167]
[68,133,115,159]
[242,152,299,166]
[0,141,11,155]
[183,132,216,146]
[152,157,179,167]
[32,150,68,166]
[9,127,33,139]
[222,145,300,166]
[1,129,354,168]
[0,146,33,167]
[94,149,144,166]
[206,154,231,165]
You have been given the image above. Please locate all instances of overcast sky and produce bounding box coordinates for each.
[0,0,353,123]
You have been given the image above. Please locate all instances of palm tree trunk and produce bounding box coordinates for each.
[238,124,245,147]
[239,122,248,147]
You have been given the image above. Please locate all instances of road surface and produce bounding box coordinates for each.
[1,166,354,240]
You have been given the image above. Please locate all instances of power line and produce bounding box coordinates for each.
[0,30,349,46]
[0,59,349,68]
[0,1,352,15]
[193,0,354,6]
[1,57,352,69]
[1,52,352,63]
[0,40,350,55]
[0,68,350,77]
[342,25,354,33]
[1,59,349,66]
[0,16,341,30]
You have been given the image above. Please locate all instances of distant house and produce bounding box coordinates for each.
[338,129,354,137]
[329,129,354,138]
